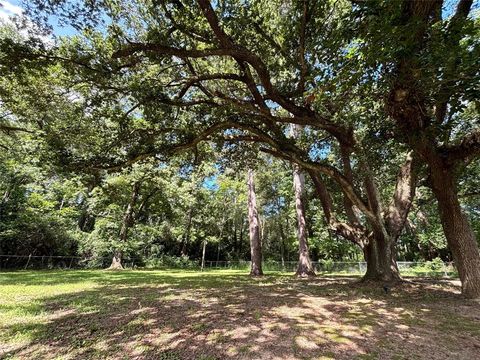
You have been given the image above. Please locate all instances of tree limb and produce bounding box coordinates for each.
[385,151,417,241]
[443,128,480,165]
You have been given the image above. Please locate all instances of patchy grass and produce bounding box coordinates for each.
[0,269,479,359]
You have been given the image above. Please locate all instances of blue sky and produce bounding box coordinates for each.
[2,0,476,38]
[0,0,77,36]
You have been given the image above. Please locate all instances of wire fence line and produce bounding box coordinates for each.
[0,254,457,276]
[0,255,138,270]
[202,260,457,276]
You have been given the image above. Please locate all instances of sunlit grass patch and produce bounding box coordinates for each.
[0,269,478,360]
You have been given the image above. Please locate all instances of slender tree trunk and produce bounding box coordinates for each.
[78,175,101,232]
[59,196,65,210]
[430,165,480,298]
[201,240,207,271]
[1,185,12,204]
[238,218,244,260]
[78,209,95,232]
[279,219,286,270]
[247,169,263,276]
[340,145,362,225]
[233,219,238,256]
[216,214,225,264]
[78,180,97,232]
[109,181,141,270]
[293,163,315,277]
[286,216,290,262]
[180,206,194,256]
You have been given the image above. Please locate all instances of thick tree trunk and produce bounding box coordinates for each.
[386,152,417,241]
[247,169,263,276]
[362,231,400,282]
[309,166,405,282]
[385,0,478,297]
[389,104,480,297]
[109,251,123,270]
[293,163,315,277]
[360,159,402,282]
[430,166,480,298]
[311,174,400,282]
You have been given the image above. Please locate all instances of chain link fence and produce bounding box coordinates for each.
[0,255,458,277]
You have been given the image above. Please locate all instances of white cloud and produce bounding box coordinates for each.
[0,1,53,45]
[0,1,23,24]
[0,1,23,16]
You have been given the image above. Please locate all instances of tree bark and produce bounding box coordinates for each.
[430,163,480,298]
[389,82,480,296]
[360,159,402,282]
[309,170,366,246]
[201,240,207,271]
[247,169,263,276]
[238,218,244,260]
[293,162,315,277]
[109,251,123,270]
[291,124,315,276]
[362,228,400,282]
[309,169,402,282]
[384,0,480,297]
[279,219,286,270]
[386,152,417,241]
[340,145,362,225]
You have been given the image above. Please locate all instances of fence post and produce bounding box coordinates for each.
[24,254,32,270]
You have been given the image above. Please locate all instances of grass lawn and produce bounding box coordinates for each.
[0,270,479,360]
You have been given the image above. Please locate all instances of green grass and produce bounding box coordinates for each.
[0,269,478,360]
[0,269,278,358]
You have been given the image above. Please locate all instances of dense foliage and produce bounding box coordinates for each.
[0,0,479,295]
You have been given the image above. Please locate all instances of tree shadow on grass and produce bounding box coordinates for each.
[0,269,256,286]
[1,272,480,359]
